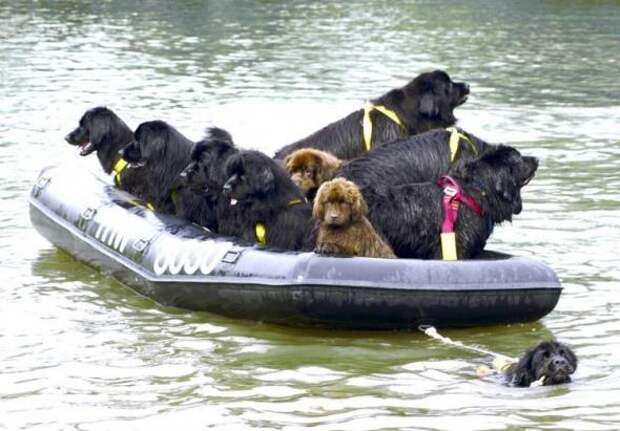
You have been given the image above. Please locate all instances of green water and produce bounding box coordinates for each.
[1,1,619,429]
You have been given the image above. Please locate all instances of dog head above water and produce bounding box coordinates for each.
[122,120,190,168]
[509,341,578,387]
[313,178,368,227]
[382,70,470,131]
[222,150,301,206]
[458,144,538,222]
[179,127,237,196]
[284,148,343,199]
[64,107,133,172]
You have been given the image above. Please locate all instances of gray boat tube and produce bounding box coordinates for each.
[29,165,562,329]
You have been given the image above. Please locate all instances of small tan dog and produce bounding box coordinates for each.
[284,148,342,200]
[313,178,396,258]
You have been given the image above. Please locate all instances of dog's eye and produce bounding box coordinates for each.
[542,351,550,358]
[558,349,565,356]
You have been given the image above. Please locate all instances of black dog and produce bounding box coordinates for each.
[178,127,239,232]
[122,121,213,228]
[361,145,538,259]
[506,341,578,387]
[64,106,148,197]
[219,150,314,250]
[338,128,490,192]
[274,70,469,160]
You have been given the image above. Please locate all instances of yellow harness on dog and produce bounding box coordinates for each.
[362,102,406,152]
[255,198,307,245]
[446,127,477,162]
[112,158,155,211]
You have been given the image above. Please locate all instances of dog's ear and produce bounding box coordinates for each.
[349,186,368,222]
[419,91,439,117]
[510,346,538,387]
[255,166,275,195]
[312,184,327,221]
[315,152,342,184]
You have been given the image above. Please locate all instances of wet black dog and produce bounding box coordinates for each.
[64,106,148,197]
[506,341,578,387]
[178,127,239,232]
[122,121,213,228]
[361,145,538,258]
[219,150,314,250]
[338,128,490,191]
[274,70,469,160]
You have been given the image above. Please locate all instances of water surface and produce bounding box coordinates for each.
[1,1,619,429]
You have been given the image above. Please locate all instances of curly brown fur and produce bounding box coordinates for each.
[505,341,577,387]
[64,106,148,198]
[274,70,469,160]
[362,145,538,258]
[314,179,395,258]
[284,148,343,200]
[219,150,315,251]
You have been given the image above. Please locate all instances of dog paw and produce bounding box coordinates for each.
[315,243,339,256]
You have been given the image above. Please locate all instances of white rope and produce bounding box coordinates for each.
[419,325,516,369]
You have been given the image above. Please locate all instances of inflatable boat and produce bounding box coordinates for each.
[29,165,562,329]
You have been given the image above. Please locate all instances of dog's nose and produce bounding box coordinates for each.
[552,356,568,370]
[64,133,72,143]
[463,83,470,93]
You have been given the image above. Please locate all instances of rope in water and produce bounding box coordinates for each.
[418,325,516,372]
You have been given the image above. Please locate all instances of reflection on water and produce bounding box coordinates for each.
[1,0,619,429]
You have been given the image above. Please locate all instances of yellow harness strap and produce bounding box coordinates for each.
[446,127,477,162]
[254,198,306,245]
[113,158,154,211]
[362,102,406,152]
[255,222,267,245]
[112,158,128,187]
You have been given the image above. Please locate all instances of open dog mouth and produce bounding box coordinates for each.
[79,142,96,156]
[128,160,146,168]
[456,94,468,106]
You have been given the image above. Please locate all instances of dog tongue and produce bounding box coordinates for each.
[230,199,238,206]
[79,142,95,156]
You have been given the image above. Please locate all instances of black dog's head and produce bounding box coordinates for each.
[510,341,577,387]
[122,120,193,206]
[381,70,469,131]
[65,106,133,173]
[122,120,175,168]
[222,150,301,207]
[179,127,237,196]
[459,145,538,222]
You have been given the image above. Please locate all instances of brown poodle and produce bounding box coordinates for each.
[284,148,343,200]
[313,178,395,258]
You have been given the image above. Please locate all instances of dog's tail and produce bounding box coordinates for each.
[204,127,234,146]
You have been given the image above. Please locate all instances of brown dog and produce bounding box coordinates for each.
[284,148,343,200]
[313,178,395,258]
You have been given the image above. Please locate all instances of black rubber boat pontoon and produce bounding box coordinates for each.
[29,165,562,329]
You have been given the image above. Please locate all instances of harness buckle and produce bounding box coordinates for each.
[443,186,458,197]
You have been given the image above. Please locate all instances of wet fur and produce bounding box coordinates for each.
[339,128,491,191]
[314,179,395,258]
[505,341,577,387]
[362,145,538,258]
[121,121,213,228]
[64,106,148,198]
[274,70,469,160]
[179,127,239,232]
[284,148,343,200]
[219,150,314,250]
